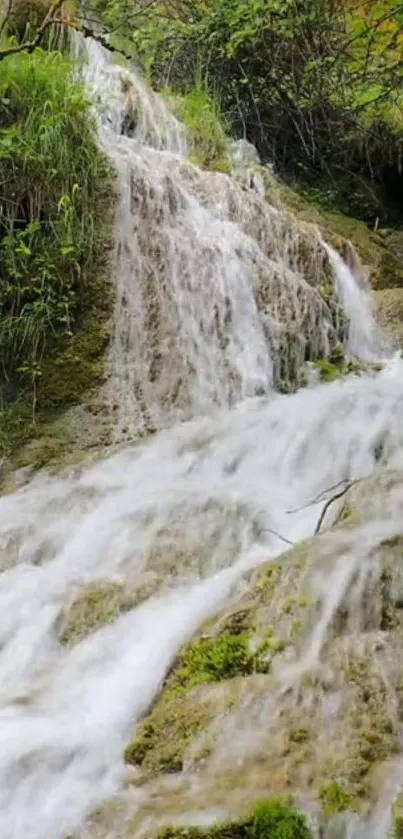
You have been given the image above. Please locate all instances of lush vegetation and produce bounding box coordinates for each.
[88,0,403,225]
[159,798,312,839]
[0,40,113,458]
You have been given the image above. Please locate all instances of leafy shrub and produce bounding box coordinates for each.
[92,0,403,225]
[165,82,230,171]
[250,797,311,839]
[0,47,112,430]
[159,797,312,839]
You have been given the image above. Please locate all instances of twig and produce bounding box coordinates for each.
[261,526,294,547]
[315,481,355,534]
[286,478,351,514]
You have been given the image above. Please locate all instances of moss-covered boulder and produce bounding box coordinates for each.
[159,797,312,839]
[373,288,403,347]
[117,471,403,830]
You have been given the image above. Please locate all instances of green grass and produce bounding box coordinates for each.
[319,779,354,815]
[0,47,114,455]
[158,798,312,839]
[164,82,231,172]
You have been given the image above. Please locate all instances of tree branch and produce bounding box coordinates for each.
[0,0,67,60]
[0,2,136,63]
[315,480,357,535]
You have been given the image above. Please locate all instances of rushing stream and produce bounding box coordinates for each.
[1,38,403,839]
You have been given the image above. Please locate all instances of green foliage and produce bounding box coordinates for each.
[391,792,403,839]
[0,48,113,452]
[250,797,311,839]
[172,632,254,689]
[93,0,403,225]
[158,798,312,839]
[165,82,231,171]
[314,359,341,383]
[319,779,354,815]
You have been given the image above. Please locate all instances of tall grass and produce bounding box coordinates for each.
[0,48,112,421]
[163,77,231,172]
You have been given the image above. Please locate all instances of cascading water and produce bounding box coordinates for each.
[75,37,384,440]
[1,37,403,839]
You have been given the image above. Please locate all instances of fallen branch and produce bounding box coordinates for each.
[286,477,351,515]
[315,480,356,534]
[261,526,294,547]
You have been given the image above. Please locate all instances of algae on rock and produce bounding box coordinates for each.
[59,581,137,646]
[118,471,403,830]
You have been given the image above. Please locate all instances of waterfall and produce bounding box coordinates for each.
[75,37,382,440]
[1,37,402,839]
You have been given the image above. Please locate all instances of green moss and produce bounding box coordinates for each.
[329,344,345,367]
[314,359,341,383]
[59,581,135,646]
[265,178,403,291]
[158,797,311,839]
[0,48,115,461]
[13,420,70,471]
[319,780,354,815]
[123,688,212,773]
[171,633,255,690]
[391,793,403,839]
[321,651,399,806]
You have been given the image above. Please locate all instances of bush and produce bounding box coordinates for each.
[165,82,231,171]
[251,798,311,839]
[0,48,112,436]
[94,0,403,225]
[159,797,312,839]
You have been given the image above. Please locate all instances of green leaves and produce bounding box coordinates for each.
[0,48,110,412]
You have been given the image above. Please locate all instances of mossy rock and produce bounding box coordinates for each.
[255,170,403,291]
[391,792,403,839]
[373,288,403,347]
[119,477,403,824]
[159,797,312,839]
[58,581,137,646]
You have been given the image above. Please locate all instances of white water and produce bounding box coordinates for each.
[1,38,403,839]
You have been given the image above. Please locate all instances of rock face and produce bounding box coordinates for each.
[374,289,403,347]
[67,471,403,839]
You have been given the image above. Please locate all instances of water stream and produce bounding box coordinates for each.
[1,38,403,839]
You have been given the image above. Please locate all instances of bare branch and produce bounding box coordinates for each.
[0,0,67,60]
[315,480,357,535]
[287,478,351,514]
[261,526,294,547]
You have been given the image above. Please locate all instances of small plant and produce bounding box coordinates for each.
[329,344,345,368]
[0,47,113,448]
[158,797,312,839]
[319,779,354,815]
[391,792,403,839]
[251,797,311,839]
[173,632,253,689]
[314,359,340,383]
[164,78,230,172]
